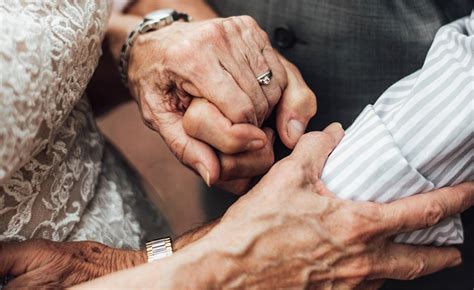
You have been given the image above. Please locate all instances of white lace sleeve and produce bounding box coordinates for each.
[0,1,111,184]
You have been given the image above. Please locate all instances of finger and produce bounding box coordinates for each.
[289,123,344,170]
[235,16,287,118]
[219,127,275,181]
[215,178,255,196]
[276,55,317,148]
[354,280,385,290]
[4,270,55,289]
[381,182,474,236]
[138,88,222,186]
[174,22,258,125]
[220,17,269,124]
[183,98,267,154]
[149,109,221,186]
[375,243,461,280]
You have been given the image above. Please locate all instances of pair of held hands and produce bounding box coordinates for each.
[127,16,316,193]
[1,125,472,289]
[1,16,473,289]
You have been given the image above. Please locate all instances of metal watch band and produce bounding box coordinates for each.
[146,237,173,262]
[118,9,190,87]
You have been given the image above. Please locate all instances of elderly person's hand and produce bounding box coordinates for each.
[182,56,316,194]
[127,16,316,186]
[0,240,145,289]
[0,224,215,289]
[181,126,471,289]
[193,125,470,289]
[73,124,473,290]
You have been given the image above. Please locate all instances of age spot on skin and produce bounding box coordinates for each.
[91,246,102,254]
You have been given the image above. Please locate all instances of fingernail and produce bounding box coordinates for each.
[195,163,211,187]
[451,252,462,267]
[287,119,305,142]
[247,139,265,150]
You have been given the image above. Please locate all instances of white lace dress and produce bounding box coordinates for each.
[0,0,170,249]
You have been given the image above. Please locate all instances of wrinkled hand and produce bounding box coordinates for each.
[182,55,316,193]
[191,124,472,289]
[127,16,316,187]
[0,240,145,289]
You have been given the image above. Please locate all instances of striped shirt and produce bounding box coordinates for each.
[321,13,473,246]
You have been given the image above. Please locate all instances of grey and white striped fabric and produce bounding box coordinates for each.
[321,13,474,245]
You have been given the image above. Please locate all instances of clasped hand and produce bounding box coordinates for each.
[127,16,316,192]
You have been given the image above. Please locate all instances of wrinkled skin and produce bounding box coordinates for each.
[190,124,471,289]
[0,222,219,289]
[0,240,145,289]
[2,126,472,290]
[127,16,316,190]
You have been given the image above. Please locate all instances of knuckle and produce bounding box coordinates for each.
[168,136,187,163]
[224,17,240,30]
[292,87,317,116]
[423,199,445,227]
[342,208,378,243]
[140,109,155,129]
[344,221,364,242]
[262,147,275,167]
[164,44,184,61]
[353,256,374,278]
[259,30,272,44]
[299,131,333,148]
[302,89,317,110]
[173,40,194,61]
[407,255,427,280]
[182,108,203,136]
[202,21,225,40]
[234,103,256,124]
[255,102,269,123]
[251,53,268,73]
[297,132,318,144]
[219,159,238,181]
[238,15,258,28]
[317,132,336,147]
[266,86,282,108]
[279,158,306,181]
[272,158,295,174]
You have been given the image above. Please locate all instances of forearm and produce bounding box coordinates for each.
[72,235,232,289]
[173,219,220,251]
[107,0,218,62]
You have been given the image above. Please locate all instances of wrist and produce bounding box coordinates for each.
[107,13,142,62]
[109,248,147,271]
[162,236,239,289]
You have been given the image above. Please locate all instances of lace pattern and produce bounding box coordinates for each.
[69,143,172,249]
[0,1,111,242]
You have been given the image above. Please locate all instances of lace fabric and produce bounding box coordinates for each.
[69,143,172,249]
[0,0,170,248]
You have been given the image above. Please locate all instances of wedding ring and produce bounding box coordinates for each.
[257,70,272,86]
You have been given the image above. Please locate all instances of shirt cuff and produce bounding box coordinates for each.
[321,105,463,245]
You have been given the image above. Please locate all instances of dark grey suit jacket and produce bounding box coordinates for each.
[204,1,473,289]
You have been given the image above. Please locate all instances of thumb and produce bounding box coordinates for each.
[159,116,220,186]
[276,56,317,149]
